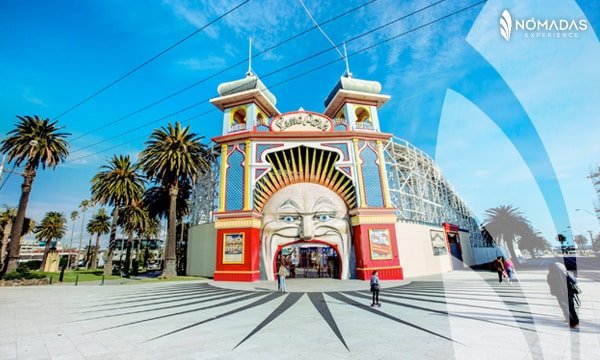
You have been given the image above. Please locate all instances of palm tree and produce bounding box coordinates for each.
[91,155,145,276]
[139,217,160,272]
[35,211,67,271]
[517,224,548,258]
[0,115,69,273]
[143,179,192,220]
[118,199,149,276]
[65,210,79,269]
[483,205,530,260]
[0,205,17,271]
[86,208,111,269]
[138,122,208,277]
[76,200,91,267]
[573,235,588,253]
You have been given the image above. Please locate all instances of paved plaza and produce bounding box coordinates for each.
[1,267,599,359]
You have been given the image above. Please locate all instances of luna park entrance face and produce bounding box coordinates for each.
[275,243,341,279]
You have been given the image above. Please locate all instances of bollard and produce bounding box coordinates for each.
[75,275,79,286]
[101,275,105,285]
[49,275,53,285]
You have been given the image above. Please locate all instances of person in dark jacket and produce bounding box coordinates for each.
[493,256,505,284]
[370,270,381,307]
[547,261,579,328]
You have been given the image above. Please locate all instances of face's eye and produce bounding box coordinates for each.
[281,215,298,223]
[316,214,331,222]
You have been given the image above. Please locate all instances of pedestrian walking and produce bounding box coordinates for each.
[493,256,505,284]
[504,257,516,285]
[547,261,580,328]
[370,270,381,307]
[278,264,289,293]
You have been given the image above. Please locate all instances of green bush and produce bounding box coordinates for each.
[2,263,47,280]
[21,260,42,271]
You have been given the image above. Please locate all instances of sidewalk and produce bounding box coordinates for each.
[1,268,598,359]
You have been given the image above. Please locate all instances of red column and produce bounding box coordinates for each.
[214,227,261,281]
[352,220,403,280]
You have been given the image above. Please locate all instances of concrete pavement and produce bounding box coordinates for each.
[1,268,598,359]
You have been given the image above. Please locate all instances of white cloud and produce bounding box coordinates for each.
[21,89,47,107]
[177,56,227,71]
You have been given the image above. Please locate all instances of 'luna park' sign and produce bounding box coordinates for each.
[270,112,332,132]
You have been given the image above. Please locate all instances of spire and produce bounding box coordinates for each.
[246,37,253,76]
[343,42,352,78]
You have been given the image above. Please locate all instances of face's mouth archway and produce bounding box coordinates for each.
[273,240,343,279]
[260,183,352,281]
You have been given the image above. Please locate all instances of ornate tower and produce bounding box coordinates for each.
[323,75,403,280]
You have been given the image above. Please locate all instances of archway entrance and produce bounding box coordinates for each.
[275,242,341,279]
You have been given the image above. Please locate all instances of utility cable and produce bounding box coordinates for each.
[66,0,486,164]
[68,0,380,142]
[298,0,345,60]
[54,0,251,121]
[69,0,447,154]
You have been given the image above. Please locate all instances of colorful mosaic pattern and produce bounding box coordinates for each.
[322,142,350,161]
[360,145,384,207]
[225,149,245,211]
[255,144,284,163]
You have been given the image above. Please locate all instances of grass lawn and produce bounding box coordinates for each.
[41,269,120,283]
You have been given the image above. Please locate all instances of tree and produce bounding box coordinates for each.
[139,217,160,272]
[0,205,17,271]
[86,208,111,269]
[593,233,600,253]
[557,234,567,252]
[0,115,69,274]
[75,200,91,267]
[138,122,208,277]
[91,155,145,276]
[118,199,149,276]
[517,224,548,258]
[35,211,67,271]
[66,210,79,269]
[573,235,588,253]
[483,205,530,260]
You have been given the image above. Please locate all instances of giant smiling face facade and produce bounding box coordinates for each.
[261,183,352,280]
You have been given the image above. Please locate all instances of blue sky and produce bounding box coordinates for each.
[1,0,598,248]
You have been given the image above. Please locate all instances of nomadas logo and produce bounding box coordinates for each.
[499,9,588,41]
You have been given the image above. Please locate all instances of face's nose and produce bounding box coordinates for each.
[301,215,314,240]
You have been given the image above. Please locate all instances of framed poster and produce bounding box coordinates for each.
[222,233,244,264]
[369,229,393,260]
[430,230,447,256]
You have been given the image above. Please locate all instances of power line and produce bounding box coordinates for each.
[68,0,445,154]
[68,0,380,143]
[0,164,18,192]
[54,0,251,121]
[66,0,485,164]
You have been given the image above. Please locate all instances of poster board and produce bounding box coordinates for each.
[430,230,448,256]
[222,233,244,264]
[369,229,393,260]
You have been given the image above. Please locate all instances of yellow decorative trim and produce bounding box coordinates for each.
[253,147,357,211]
[243,140,252,211]
[356,265,402,271]
[376,140,392,208]
[352,139,366,207]
[215,218,262,229]
[229,105,247,126]
[218,144,228,212]
[351,215,397,226]
[214,270,260,274]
